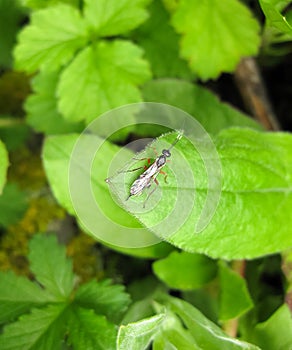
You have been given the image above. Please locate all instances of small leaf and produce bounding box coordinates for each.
[0,303,68,350]
[133,1,192,79]
[0,139,8,194]
[251,304,292,350]
[117,313,166,350]
[67,306,117,350]
[0,271,51,325]
[25,71,84,134]
[142,79,262,134]
[84,0,150,36]
[74,279,131,323]
[153,251,217,290]
[28,234,74,299]
[0,182,27,227]
[165,296,260,350]
[14,4,88,72]
[57,41,151,123]
[172,0,261,79]
[219,262,253,321]
[121,128,292,259]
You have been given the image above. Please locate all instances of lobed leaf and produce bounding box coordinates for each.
[25,71,84,134]
[28,234,75,299]
[172,0,261,79]
[153,251,217,290]
[74,279,131,323]
[57,41,151,123]
[0,303,68,350]
[0,271,52,325]
[67,306,117,350]
[84,0,150,36]
[14,4,88,72]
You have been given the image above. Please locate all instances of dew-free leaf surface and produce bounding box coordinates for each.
[172,0,260,79]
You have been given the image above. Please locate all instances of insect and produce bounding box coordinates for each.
[124,130,183,207]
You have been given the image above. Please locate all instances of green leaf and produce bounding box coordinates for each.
[14,4,88,73]
[120,128,292,259]
[142,79,262,134]
[0,303,68,350]
[42,134,170,258]
[67,306,117,350]
[57,41,151,123]
[25,71,84,134]
[133,0,192,79]
[0,182,27,227]
[28,234,74,299]
[153,251,217,290]
[0,115,29,151]
[84,0,150,36]
[259,0,292,36]
[219,262,253,321]
[172,0,261,79]
[117,313,166,350]
[0,139,8,194]
[0,0,26,68]
[251,304,292,350]
[0,271,51,325]
[74,279,131,323]
[21,0,79,9]
[165,296,260,350]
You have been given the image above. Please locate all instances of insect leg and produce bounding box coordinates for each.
[143,178,159,208]
[159,170,168,183]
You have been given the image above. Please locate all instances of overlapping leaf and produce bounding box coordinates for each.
[172,0,260,79]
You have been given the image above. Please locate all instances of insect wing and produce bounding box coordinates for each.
[129,162,158,196]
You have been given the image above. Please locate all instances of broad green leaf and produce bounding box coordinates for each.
[21,0,79,9]
[219,262,253,321]
[28,234,74,299]
[0,303,68,350]
[42,134,171,258]
[14,4,88,73]
[172,0,260,79]
[0,139,8,194]
[0,0,26,68]
[142,79,262,135]
[133,0,192,79]
[0,271,51,325]
[57,41,151,123]
[84,0,150,36]
[74,279,131,323]
[259,0,292,36]
[120,128,292,259]
[251,304,292,350]
[67,306,117,350]
[117,313,166,350]
[153,251,217,290]
[0,182,27,227]
[164,296,260,350]
[25,71,84,134]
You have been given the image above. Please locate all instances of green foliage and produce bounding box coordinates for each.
[0,234,130,349]
[118,128,292,259]
[0,0,26,68]
[21,0,80,9]
[171,0,261,80]
[118,295,260,350]
[219,262,253,321]
[0,182,27,227]
[0,139,8,194]
[153,251,217,290]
